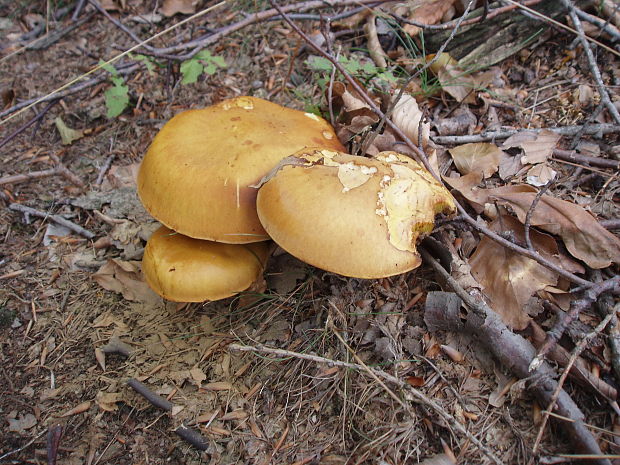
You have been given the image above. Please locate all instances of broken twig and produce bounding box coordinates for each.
[9,203,95,239]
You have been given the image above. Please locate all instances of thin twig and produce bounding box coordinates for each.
[0,62,140,120]
[531,311,615,457]
[0,428,48,461]
[9,203,95,239]
[432,124,620,144]
[530,276,620,370]
[574,7,620,42]
[560,0,620,124]
[95,154,115,186]
[0,99,59,149]
[524,181,553,251]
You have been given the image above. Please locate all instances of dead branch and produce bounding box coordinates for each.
[127,378,172,411]
[530,276,620,370]
[553,148,620,170]
[175,425,209,451]
[600,219,620,230]
[0,100,59,149]
[574,7,620,42]
[527,322,618,401]
[229,342,503,465]
[420,248,611,465]
[560,0,620,125]
[9,203,95,240]
[118,0,388,60]
[432,124,620,144]
[531,311,616,456]
[127,379,210,451]
[391,0,544,30]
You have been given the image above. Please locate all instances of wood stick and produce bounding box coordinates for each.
[9,203,95,239]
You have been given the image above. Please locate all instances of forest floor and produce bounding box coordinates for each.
[1,1,619,464]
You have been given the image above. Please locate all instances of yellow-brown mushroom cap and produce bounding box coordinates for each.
[137,96,345,243]
[255,149,455,279]
[142,225,270,302]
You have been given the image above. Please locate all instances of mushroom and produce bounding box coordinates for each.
[137,96,345,243]
[142,226,270,302]
[255,148,455,279]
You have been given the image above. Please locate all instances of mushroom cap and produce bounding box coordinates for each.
[256,149,455,279]
[142,225,270,302]
[137,96,345,243]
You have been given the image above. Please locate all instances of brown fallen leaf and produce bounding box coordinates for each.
[501,129,561,165]
[448,142,502,178]
[442,172,485,212]
[160,0,196,17]
[391,93,430,147]
[490,187,620,268]
[470,216,562,330]
[96,391,121,412]
[93,259,161,305]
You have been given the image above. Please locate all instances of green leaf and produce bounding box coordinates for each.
[105,84,129,118]
[131,53,156,74]
[210,55,227,67]
[180,59,203,84]
[99,59,118,76]
[305,56,333,72]
[110,76,125,86]
[203,62,217,75]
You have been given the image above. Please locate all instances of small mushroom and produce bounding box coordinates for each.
[256,149,455,279]
[137,96,345,243]
[142,226,270,302]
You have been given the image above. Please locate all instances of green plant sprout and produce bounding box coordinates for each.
[305,55,396,91]
[100,60,130,118]
[180,50,227,85]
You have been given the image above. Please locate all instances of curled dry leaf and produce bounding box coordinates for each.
[448,142,502,178]
[365,15,387,68]
[160,0,196,17]
[501,129,561,165]
[490,187,620,268]
[391,93,430,147]
[470,216,561,330]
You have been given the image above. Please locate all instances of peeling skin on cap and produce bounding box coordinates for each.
[373,152,456,253]
[304,112,320,121]
[222,97,254,110]
[322,130,334,140]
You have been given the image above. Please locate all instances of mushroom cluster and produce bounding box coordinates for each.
[137,96,344,301]
[138,96,455,302]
